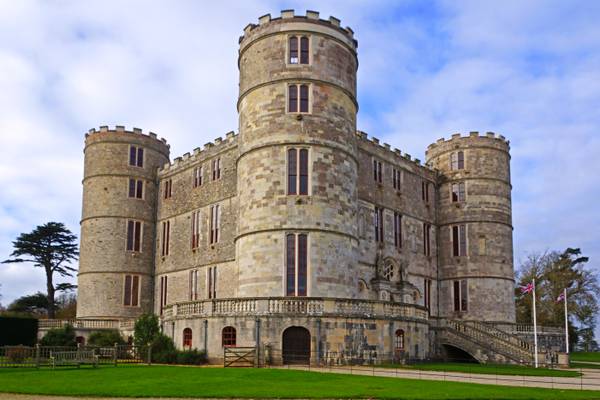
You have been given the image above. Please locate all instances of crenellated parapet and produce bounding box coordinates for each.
[356,130,437,175]
[425,131,510,163]
[239,9,357,50]
[158,131,238,177]
[84,125,170,157]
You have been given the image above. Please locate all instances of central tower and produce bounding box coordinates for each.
[236,10,359,297]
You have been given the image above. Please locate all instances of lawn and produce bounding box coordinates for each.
[571,352,600,362]
[0,365,598,399]
[380,362,580,377]
[571,361,600,369]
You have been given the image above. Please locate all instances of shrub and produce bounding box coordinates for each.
[5,346,29,363]
[39,324,76,347]
[134,314,160,347]
[0,316,38,346]
[88,329,126,347]
[150,334,177,364]
[176,349,207,365]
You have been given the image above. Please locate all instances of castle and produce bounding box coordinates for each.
[74,10,558,364]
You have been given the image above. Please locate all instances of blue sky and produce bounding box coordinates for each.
[0,1,598,336]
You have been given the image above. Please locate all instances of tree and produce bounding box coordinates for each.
[133,313,160,348]
[516,248,599,350]
[7,292,50,315]
[2,222,78,318]
[55,292,77,319]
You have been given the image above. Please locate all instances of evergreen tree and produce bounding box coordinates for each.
[2,222,78,318]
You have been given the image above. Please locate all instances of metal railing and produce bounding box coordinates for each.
[0,344,148,368]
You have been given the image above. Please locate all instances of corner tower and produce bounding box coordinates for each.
[77,126,169,319]
[426,132,515,323]
[236,10,359,297]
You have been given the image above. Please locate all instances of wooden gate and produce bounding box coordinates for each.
[282,326,311,365]
[224,347,255,367]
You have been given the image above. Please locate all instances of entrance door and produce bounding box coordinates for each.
[282,326,310,364]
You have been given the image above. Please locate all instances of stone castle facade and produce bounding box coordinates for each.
[76,10,527,364]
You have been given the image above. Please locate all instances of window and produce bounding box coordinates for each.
[392,168,402,190]
[451,182,466,202]
[286,233,308,296]
[451,151,465,170]
[421,181,430,203]
[191,210,201,249]
[207,266,217,299]
[189,269,199,301]
[289,35,309,64]
[452,224,467,257]
[383,262,395,281]
[395,329,405,351]
[212,158,220,180]
[424,279,432,310]
[183,328,192,349]
[129,146,144,167]
[161,220,170,257]
[222,326,236,347]
[159,276,168,314]
[394,212,402,249]
[374,207,384,243]
[163,179,172,199]
[193,166,203,188]
[288,84,309,113]
[423,223,431,256]
[128,178,144,199]
[453,280,468,311]
[126,220,142,252]
[209,204,220,244]
[123,274,140,306]
[373,159,383,184]
[287,148,309,195]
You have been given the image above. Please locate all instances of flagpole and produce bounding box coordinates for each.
[564,288,569,354]
[533,278,538,368]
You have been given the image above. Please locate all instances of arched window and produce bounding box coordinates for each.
[222,326,236,347]
[395,329,405,351]
[183,328,192,349]
[289,36,298,64]
[300,37,309,64]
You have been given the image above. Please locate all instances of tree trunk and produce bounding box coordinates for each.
[45,267,55,319]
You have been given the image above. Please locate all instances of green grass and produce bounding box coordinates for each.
[571,361,600,369]
[0,365,598,399]
[379,362,580,377]
[571,352,600,362]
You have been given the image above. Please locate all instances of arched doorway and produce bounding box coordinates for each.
[282,326,310,365]
[442,344,479,363]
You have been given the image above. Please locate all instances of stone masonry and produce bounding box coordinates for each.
[76,10,525,364]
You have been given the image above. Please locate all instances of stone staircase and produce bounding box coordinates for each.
[438,319,534,364]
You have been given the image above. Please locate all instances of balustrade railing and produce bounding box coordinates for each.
[39,319,120,330]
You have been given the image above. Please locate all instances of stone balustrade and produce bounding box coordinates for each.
[38,319,122,330]
[162,297,428,321]
[491,322,563,335]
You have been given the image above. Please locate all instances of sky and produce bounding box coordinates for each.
[0,0,598,336]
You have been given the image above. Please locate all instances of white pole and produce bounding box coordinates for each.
[564,288,569,354]
[533,278,539,368]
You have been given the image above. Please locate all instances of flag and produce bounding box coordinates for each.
[521,282,534,294]
[556,291,566,302]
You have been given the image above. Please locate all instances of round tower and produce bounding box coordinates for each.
[236,10,359,297]
[77,126,169,319]
[426,132,515,323]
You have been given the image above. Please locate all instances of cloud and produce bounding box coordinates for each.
[0,1,598,338]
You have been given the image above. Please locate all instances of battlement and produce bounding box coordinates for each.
[159,131,238,175]
[426,131,510,153]
[355,130,436,173]
[85,125,170,149]
[239,10,357,48]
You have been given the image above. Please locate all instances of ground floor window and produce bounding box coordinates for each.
[183,328,192,349]
[395,329,405,351]
[222,326,236,347]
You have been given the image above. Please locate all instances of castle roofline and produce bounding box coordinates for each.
[239,10,357,48]
[158,131,238,175]
[426,131,510,153]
